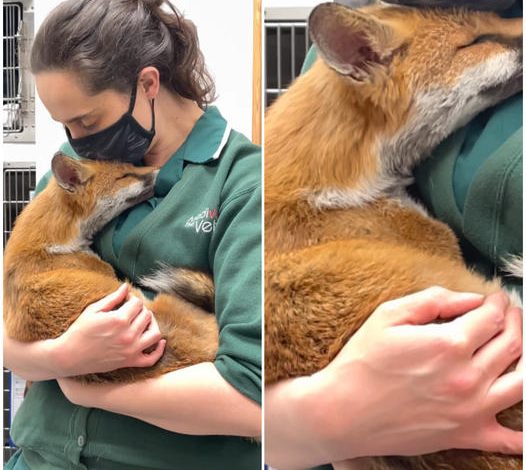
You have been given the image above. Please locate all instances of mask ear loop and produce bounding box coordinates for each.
[149,98,156,132]
[130,80,155,132]
[128,85,138,113]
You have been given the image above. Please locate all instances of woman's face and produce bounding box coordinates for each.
[35,70,154,139]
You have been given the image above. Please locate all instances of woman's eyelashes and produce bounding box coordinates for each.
[80,120,97,132]
[64,120,98,138]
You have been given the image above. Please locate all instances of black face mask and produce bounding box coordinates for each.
[66,85,155,164]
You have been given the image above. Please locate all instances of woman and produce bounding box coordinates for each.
[4,1,261,469]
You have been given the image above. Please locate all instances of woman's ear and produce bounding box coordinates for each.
[138,66,161,99]
[309,2,396,82]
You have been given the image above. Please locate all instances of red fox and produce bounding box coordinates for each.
[4,153,218,383]
[265,2,522,470]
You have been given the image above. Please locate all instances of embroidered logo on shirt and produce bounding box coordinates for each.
[185,208,218,234]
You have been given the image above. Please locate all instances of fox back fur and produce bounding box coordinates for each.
[4,153,218,383]
[265,2,522,470]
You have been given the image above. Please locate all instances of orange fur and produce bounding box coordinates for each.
[265,3,522,470]
[4,156,218,383]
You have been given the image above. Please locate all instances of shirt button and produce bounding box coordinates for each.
[77,435,86,447]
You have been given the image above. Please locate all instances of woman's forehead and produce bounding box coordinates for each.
[35,70,127,123]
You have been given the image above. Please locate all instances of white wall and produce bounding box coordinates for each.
[176,1,254,141]
[4,0,254,181]
[4,0,65,179]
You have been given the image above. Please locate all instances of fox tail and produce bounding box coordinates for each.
[140,263,215,313]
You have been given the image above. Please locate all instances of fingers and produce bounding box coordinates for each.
[114,295,144,324]
[88,283,130,313]
[479,422,523,455]
[133,339,166,368]
[486,370,523,414]
[379,287,485,326]
[130,306,164,350]
[125,311,164,368]
[448,292,510,354]
[130,306,154,338]
[137,320,163,351]
[473,306,522,377]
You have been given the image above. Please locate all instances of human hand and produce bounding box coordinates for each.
[265,287,522,468]
[308,288,522,462]
[54,283,166,377]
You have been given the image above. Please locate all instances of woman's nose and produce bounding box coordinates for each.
[64,125,85,140]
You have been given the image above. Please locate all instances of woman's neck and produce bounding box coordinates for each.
[144,89,204,168]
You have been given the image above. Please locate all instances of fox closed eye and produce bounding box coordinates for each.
[458,34,504,49]
[117,173,142,181]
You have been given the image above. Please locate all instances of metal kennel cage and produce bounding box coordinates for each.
[3,0,35,142]
[4,0,36,459]
[3,162,35,462]
[3,161,35,247]
[264,7,313,108]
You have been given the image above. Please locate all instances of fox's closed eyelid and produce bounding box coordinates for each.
[457,34,499,49]
[118,173,140,180]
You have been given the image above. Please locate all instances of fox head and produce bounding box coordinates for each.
[51,152,158,239]
[382,0,516,10]
[311,2,522,174]
[265,2,522,208]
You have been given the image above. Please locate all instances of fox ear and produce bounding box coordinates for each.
[309,3,395,82]
[51,152,92,192]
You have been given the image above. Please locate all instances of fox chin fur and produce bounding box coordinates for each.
[265,2,522,470]
[4,153,217,384]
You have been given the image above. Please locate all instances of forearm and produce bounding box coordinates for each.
[67,362,261,437]
[265,376,331,469]
[3,330,64,381]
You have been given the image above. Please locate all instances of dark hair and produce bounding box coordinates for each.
[30,0,216,108]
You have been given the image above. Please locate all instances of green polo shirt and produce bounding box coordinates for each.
[415,96,522,288]
[7,106,262,470]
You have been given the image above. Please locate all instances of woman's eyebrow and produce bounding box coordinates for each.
[53,111,94,125]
